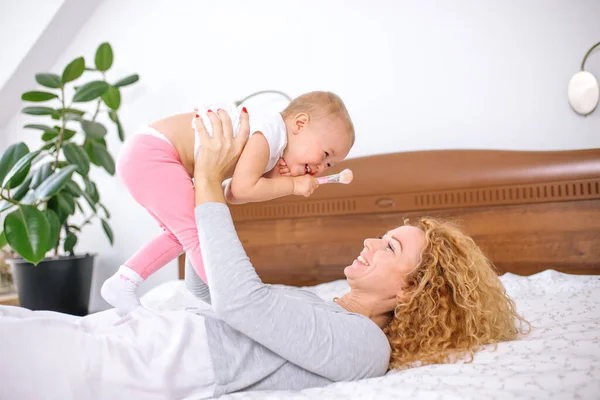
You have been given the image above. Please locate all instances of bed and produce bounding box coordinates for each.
[142,148,600,399]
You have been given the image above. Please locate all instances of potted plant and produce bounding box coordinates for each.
[0,42,139,315]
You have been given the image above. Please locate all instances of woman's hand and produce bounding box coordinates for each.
[193,108,250,205]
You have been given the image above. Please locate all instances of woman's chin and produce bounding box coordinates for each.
[344,259,369,279]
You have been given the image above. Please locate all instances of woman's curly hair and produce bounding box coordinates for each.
[383,217,530,370]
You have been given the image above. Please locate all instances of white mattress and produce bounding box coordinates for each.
[141,270,600,399]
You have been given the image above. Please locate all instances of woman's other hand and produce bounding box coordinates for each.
[193,107,250,204]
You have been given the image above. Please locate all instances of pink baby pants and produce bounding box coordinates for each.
[117,129,207,282]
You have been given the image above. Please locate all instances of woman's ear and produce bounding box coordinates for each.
[292,113,309,134]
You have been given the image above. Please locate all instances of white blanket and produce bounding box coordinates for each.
[140,269,600,400]
[1,270,598,400]
[0,306,215,400]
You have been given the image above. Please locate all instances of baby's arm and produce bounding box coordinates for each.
[224,132,296,204]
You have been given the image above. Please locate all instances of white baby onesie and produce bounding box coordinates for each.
[192,104,287,174]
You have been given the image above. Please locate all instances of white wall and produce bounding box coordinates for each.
[3,0,600,312]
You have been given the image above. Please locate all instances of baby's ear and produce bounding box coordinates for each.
[293,113,309,134]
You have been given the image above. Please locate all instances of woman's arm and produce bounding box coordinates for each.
[184,258,211,304]
[192,109,390,381]
[195,202,389,381]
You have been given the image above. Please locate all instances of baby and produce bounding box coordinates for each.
[101,91,355,314]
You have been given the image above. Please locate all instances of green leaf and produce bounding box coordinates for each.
[12,176,32,201]
[21,91,58,102]
[0,143,29,187]
[84,179,99,203]
[54,108,86,121]
[62,143,90,176]
[113,74,139,88]
[4,205,50,265]
[31,162,53,188]
[61,57,85,84]
[24,124,56,133]
[99,203,110,219]
[57,126,77,141]
[41,140,57,151]
[109,111,125,141]
[92,142,115,175]
[68,224,81,232]
[64,179,83,197]
[95,42,113,72]
[101,219,114,245]
[33,165,77,201]
[40,126,76,142]
[63,232,78,254]
[0,201,12,213]
[81,120,107,139]
[47,196,65,223]
[73,81,109,102]
[80,187,97,212]
[42,132,58,141]
[35,73,61,89]
[75,200,85,214]
[57,192,76,216]
[0,231,6,248]
[44,209,60,251]
[102,86,120,110]
[22,106,59,118]
[2,150,41,189]
[84,140,99,165]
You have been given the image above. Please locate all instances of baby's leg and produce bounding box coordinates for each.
[102,133,207,314]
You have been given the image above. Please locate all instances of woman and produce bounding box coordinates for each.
[0,110,528,400]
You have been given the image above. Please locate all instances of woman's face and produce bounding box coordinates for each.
[344,225,426,299]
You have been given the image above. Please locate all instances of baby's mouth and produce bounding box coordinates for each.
[305,164,312,175]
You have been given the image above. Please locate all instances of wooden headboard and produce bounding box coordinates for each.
[179,149,600,286]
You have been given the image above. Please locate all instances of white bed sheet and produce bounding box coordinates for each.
[141,270,600,400]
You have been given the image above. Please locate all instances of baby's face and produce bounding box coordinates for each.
[283,117,352,177]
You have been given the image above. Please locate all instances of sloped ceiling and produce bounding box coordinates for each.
[0,0,104,130]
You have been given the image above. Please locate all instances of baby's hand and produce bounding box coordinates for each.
[278,158,291,176]
[292,175,319,197]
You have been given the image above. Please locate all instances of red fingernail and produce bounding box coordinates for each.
[195,114,200,118]
[207,109,213,113]
[242,107,247,113]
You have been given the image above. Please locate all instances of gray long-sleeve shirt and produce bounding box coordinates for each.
[191,202,391,397]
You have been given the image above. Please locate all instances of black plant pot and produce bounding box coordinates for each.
[8,254,95,316]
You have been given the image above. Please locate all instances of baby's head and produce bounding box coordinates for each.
[280,91,355,177]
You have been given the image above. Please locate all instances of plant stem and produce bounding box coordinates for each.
[92,72,106,122]
[73,214,95,231]
[0,192,18,205]
[53,86,67,171]
[92,98,101,121]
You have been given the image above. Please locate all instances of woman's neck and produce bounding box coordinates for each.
[334,291,395,329]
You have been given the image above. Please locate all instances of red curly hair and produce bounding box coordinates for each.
[384,217,530,369]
